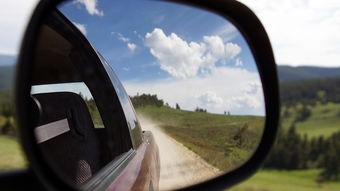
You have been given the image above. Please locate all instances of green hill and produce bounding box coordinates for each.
[280,77,340,105]
[230,169,340,191]
[281,102,340,138]
[0,65,15,91]
[0,54,15,66]
[136,106,264,171]
[0,136,27,170]
[278,66,340,82]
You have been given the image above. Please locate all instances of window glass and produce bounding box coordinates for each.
[101,56,142,147]
[31,82,104,129]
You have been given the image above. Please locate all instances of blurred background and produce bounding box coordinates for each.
[0,0,340,190]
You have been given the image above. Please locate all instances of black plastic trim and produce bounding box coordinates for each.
[14,0,279,190]
[82,149,136,191]
[168,1,280,190]
[16,0,83,190]
[0,169,44,191]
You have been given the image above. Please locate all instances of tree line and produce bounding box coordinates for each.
[266,77,340,182]
[0,89,15,135]
[280,77,340,106]
[264,124,340,182]
[130,93,209,113]
[130,93,164,108]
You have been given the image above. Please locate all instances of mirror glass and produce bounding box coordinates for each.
[29,0,265,190]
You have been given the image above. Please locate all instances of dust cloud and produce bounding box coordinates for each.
[138,115,221,190]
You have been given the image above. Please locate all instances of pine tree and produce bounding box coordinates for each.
[175,103,180,110]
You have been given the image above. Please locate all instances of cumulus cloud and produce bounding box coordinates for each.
[225,43,241,60]
[235,58,243,66]
[123,67,265,115]
[214,23,238,41]
[127,43,137,52]
[72,22,87,35]
[198,91,223,107]
[75,0,103,16]
[229,82,263,109]
[113,32,137,53]
[144,28,242,79]
[203,36,226,60]
[115,33,130,43]
[133,30,144,40]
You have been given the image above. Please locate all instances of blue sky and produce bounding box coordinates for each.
[1,0,340,68]
[0,0,339,115]
[58,0,264,115]
[60,0,257,80]
[0,1,339,119]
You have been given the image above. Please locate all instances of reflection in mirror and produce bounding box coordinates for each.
[31,0,265,190]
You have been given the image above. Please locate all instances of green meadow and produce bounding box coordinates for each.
[229,169,340,191]
[137,104,340,191]
[136,106,265,171]
[0,135,26,170]
[281,102,340,138]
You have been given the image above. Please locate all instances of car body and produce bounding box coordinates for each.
[29,9,160,190]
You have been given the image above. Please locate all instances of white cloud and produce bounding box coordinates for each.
[214,23,238,41]
[134,30,144,40]
[203,36,226,59]
[153,15,165,24]
[72,22,87,35]
[123,67,265,115]
[113,32,137,53]
[127,43,137,52]
[75,0,103,16]
[198,91,224,106]
[144,28,242,79]
[229,82,263,109]
[235,58,243,66]
[225,43,241,60]
[239,0,340,67]
[115,32,130,43]
[0,0,38,55]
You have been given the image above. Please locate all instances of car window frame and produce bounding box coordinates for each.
[99,54,143,149]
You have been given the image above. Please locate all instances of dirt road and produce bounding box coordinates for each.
[138,115,221,190]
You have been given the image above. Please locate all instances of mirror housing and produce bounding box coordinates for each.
[13,0,280,190]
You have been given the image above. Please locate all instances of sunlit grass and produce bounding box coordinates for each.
[0,115,5,126]
[136,106,264,171]
[229,169,340,191]
[281,102,340,138]
[0,135,27,170]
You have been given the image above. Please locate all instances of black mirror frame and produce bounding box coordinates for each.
[15,0,279,190]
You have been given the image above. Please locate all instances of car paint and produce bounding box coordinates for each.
[99,52,160,190]
[107,132,160,191]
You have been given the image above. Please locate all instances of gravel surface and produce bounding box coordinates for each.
[139,115,221,191]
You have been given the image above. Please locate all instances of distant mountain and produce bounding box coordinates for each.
[0,54,15,66]
[1,63,340,90]
[0,65,15,90]
[278,65,340,82]
[0,54,15,90]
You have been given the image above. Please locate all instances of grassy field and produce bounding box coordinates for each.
[281,102,340,138]
[136,106,265,171]
[229,169,340,191]
[138,105,340,190]
[0,115,5,126]
[0,135,27,170]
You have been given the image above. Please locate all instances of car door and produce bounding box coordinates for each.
[26,9,159,190]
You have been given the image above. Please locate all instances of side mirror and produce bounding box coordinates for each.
[12,0,279,190]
